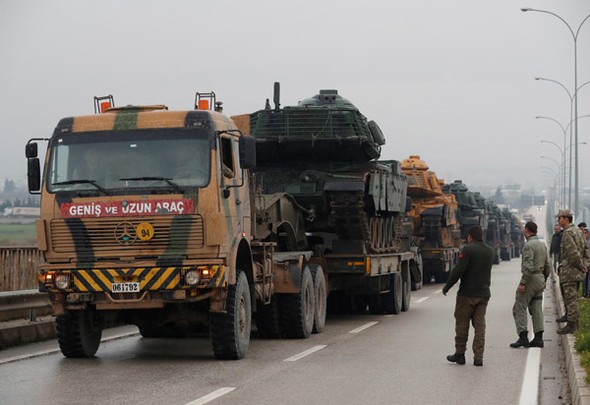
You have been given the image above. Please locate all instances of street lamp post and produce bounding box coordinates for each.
[523,8,590,215]
[536,114,590,208]
[540,139,565,207]
[534,78,590,207]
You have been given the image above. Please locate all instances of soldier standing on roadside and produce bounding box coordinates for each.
[443,226,495,367]
[510,221,551,348]
[556,209,589,334]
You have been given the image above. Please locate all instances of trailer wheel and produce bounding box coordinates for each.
[401,268,411,312]
[56,309,103,358]
[210,270,252,359]
[383,273,402,315]
[280,266,315,338]
[309,265,327,333]
[256,297,282,339]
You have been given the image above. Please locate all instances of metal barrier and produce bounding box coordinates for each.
[0,247,43,292]
[0,290,51,322]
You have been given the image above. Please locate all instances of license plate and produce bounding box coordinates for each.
[111,282,140,293]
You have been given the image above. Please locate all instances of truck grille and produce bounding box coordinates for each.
[50,215,204,254]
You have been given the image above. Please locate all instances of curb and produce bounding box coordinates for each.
[0,316,56,349]
[553,274,590,405]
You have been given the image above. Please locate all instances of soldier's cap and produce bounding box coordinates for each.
[556,209,574,218]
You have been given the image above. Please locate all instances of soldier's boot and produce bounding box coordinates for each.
[446,353,465,365]
[557,322,577,335]
[556,314,567,323]
[529,331,544,348]
[510,331,530,348]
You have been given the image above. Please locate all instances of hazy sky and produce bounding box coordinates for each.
[1,0,589,195]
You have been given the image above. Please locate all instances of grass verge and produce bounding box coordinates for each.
[574,298,590,384]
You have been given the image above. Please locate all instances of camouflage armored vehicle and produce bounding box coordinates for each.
[401,155,461,283]
[443,180,487,239]
[232,83,421,314]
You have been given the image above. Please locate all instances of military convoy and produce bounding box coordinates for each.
[25,85,523,360]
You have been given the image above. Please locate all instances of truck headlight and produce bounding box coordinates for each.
[184,270,200,286]
[55,274,71,290]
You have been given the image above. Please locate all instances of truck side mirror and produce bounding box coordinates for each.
[239,136,256,169]
[26,142,38,158]
[27,157,41,193]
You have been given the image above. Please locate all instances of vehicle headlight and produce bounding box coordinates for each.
[184,270,200,286]
[55,274,71,290]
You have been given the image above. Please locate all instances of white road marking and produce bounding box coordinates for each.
[434,289,442,294]
[185,387,236,405]
[284,345,327,362]
[414,297,429,304]
[518,347,541,405]
[348,321,379,334]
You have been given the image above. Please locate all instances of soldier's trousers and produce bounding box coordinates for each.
[512,274,545,334]
[562,282,580,324]
[454,295,489,359]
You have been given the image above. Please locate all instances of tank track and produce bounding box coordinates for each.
[328,190,402,254]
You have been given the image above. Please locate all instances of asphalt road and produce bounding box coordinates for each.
[0,253,571,405]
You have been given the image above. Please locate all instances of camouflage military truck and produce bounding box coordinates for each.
[443,180,488,239]
[498,206,514,261]
[401,155,461,283]
[26,93,326,360]
[485,201,502,264]
[510,212,525,258]
[232,83,422,314]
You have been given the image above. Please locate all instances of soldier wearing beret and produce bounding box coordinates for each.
[556,209,589,334]
[443,226,495,367]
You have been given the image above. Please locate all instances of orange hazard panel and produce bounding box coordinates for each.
[100,101,112,113]
[198,99,210,110]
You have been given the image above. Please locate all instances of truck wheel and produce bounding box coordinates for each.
[401,268,411,312]
[210,271,252,359]
[423,268,432,285]
[309,265,327,334]
[411,259,422,291]
[56,309,103,358]
[256,298,282,339]
[280,266,315,339]
[383,273,402,315]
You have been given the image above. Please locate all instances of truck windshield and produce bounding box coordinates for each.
[46,128,211,193]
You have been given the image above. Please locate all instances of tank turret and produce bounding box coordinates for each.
[247,85,386,165]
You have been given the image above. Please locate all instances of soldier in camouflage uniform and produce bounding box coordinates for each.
[510,222,551,348]
[556,209,589,334]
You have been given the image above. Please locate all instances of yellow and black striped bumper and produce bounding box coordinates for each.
[39,265,226,293]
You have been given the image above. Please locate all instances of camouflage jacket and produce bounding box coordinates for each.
[519,235,551,285]
[559,223,588,283]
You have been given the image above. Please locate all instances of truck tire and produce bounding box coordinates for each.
[210,271,252,359]
[56,309,103,358]
[383,273,402,315]
[309,265,327,334]
[256,297,282,339]
[280,266,315,339]
[401,268,411,312]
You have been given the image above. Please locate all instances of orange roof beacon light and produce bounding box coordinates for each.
[94,95,115,114]
[194,92,217,111]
